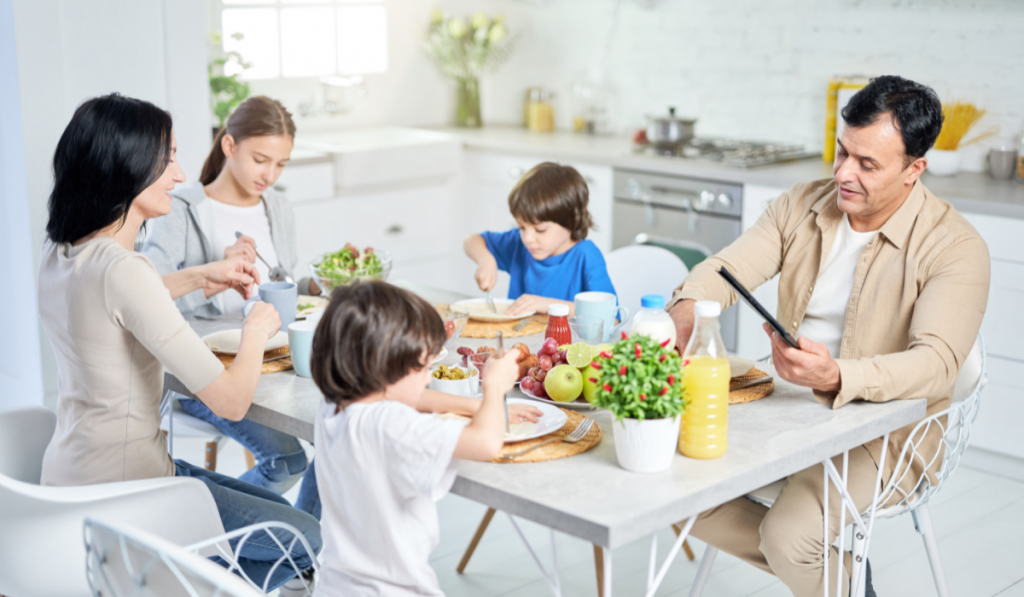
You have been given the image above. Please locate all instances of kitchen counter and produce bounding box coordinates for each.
[435,125,1024,220]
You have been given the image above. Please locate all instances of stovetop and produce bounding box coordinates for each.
[636,138,821,168]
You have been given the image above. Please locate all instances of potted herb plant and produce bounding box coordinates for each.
[424,10,514,128]
[208,31,251,134]
[591,333,685,473]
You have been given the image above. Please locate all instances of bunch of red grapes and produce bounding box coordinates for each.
[520,337,568,399]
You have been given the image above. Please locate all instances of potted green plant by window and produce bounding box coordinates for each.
[591,334,685,473]
[208,31,251,135]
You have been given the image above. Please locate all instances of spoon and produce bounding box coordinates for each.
[234,231,293,284]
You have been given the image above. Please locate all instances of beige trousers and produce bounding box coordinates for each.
[689,446,881,597]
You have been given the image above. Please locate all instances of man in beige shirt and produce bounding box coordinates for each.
[670,76,989,596]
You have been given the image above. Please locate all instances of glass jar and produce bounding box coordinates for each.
[525,87,555,133]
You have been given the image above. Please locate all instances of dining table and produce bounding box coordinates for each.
[164,280,927,597]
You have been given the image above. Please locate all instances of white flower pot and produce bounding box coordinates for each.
[612,415,681,473]
[926,149,961,176]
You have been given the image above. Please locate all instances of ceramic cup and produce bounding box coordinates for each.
[574,291,629,342]
[287,319,318,378]
[989,147,1018,180]
[243,282,297,329]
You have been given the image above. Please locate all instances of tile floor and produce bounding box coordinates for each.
[173,436,1024,596]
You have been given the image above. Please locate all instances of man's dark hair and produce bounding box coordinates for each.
[310,280,446,407]
[841,75,944,165]
[508,162,594,242]
[46,93,173,244]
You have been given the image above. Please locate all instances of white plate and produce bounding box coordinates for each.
[453,298,536,323]
[202,329,288,355]
[431,347,448,365]
[517,384,597,411]
[504,398,569,443]
[296,295,329,319]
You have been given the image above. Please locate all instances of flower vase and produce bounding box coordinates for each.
[455,77,482,128]
[611,415,681,473]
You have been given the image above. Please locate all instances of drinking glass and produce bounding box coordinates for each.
[468,352,493,397]
[568,316,604,345]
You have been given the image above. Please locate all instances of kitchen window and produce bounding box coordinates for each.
[219,0,388,80]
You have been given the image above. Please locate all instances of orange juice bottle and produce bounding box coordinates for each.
[679,301,730,459]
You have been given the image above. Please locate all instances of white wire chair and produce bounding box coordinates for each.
[85,518,320,597]
[690,334,987,597]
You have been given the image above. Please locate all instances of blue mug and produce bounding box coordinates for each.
[574,291,630,342]
[243,282,297,330]
[287,319,318,378]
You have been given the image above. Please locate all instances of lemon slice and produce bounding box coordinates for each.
[566,342,597,368]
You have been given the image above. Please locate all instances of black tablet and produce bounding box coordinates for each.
[717,266,801,349]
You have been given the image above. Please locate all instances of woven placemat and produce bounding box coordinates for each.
[729,367,774,404]
[215,348,294,374]
[461,316,549,339]
[493,408,603,463]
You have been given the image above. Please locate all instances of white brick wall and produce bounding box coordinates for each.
[250,0,1023,152]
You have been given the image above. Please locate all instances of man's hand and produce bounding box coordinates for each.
[764,323,841,393]
[669,299,696,353]
[225,234,257,263]
[201,259,261,300]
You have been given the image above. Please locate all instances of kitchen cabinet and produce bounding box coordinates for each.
[959,212,1024,469]
[734,184,786,360]
[291,181,458,290]
[273,160,334,203]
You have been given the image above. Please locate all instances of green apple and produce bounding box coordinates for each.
[544,364,584,402]
[581,363,601,404]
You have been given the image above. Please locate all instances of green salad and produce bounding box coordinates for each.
[313,244,384,288]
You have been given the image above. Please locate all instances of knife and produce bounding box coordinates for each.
[497,331,509,433]
[730,376,774,392]
[513,317,540,332]
[263,354,291,364]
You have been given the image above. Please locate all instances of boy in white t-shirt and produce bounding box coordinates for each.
[310,281,534,597]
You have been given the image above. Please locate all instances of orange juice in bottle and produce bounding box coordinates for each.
[679,301,730,459]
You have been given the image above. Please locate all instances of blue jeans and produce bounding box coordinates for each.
[174,460,321,590]
[180,397,308,495]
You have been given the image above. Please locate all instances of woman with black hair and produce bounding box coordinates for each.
[37,93,320,591]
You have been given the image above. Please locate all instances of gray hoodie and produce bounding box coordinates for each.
[142,182,311,318]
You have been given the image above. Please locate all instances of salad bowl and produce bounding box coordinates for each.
[309,246,392,295]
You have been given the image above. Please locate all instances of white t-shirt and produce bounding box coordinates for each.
[313,399,466,597]
[206,199,279,315]
[798,214,876,358]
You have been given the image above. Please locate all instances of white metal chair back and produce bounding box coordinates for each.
[0,406,56,483]
[85,518,263,597]
[606,245,690,319]
[873,334,986,517]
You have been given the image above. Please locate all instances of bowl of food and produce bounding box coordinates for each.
[429,364,478,397]
[309,244,392,294]
[436,304,471,347]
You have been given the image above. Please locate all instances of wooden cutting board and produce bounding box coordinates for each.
[213,345,293,373]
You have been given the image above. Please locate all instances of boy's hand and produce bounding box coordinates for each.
[475,261,498,293]
[507,295,573,317]
[508,403,543,423]
[481,348,522,397]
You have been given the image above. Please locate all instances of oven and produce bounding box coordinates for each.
[611,169,743,352]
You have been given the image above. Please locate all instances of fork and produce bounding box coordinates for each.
[501,417,595,460]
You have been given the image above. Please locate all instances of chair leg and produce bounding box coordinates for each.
[204,441,218,471]
[594,544,605,597]
[244,449,256,470]
[912,503,951,597]
[672,523,697,561]
[457,507,496,574]
[688,546,718,597]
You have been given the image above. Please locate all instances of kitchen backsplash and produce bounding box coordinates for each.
[249,0,1024,152]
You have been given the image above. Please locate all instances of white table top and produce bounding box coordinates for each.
[165,280,927,548]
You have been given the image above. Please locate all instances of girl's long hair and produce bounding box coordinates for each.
[199,96,296,185]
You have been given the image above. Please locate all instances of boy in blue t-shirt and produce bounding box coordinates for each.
[464,162,616,316]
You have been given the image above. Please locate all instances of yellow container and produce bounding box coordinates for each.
[679,355,730,459]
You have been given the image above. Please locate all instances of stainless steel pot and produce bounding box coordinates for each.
[646,107,696,151]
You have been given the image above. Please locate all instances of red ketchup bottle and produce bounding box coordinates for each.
[545,304,572,346]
